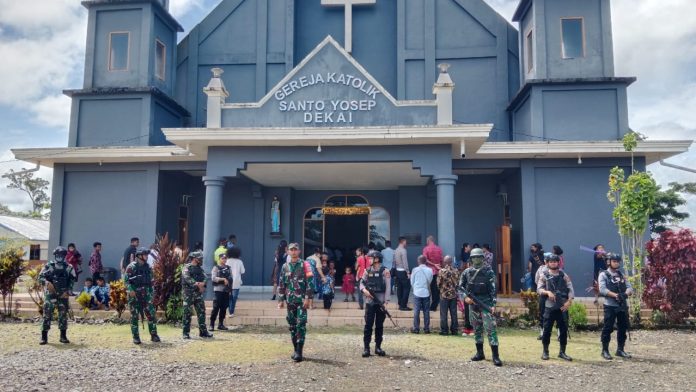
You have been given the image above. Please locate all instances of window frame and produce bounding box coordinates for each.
[560,17,586,59]
[525,27,534,73]
[108,31,131,72]
[155,39,166,80]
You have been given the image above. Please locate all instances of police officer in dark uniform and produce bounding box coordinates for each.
[598,253,633,360]
[359,251,391,358]
[537,253,574,361]
[39,246,77,345]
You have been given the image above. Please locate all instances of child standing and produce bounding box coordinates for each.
[342,266,356,302]
[322,273,335,309]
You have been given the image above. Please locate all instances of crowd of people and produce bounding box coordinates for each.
[36,233,635,366]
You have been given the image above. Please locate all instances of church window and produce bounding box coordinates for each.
[155,39,166,80]
[561,18,585,59]
[108,32,130,71]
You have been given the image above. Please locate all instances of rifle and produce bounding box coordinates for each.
[457,287,494,314]
[127,275,147,329]
[365,287,398,328]
[616,292,632,341]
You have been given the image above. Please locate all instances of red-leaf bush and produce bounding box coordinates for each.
[643,229,696,324]
[152,233,187,321]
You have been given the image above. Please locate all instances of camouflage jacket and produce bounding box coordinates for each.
[436,265,460,300]
[39,260,77,297]
[278,259,315,304]
[181,263,207,296]
[458,266,497,307]
[123,261,154,295]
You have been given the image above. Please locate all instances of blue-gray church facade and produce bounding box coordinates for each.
[13,0,691,290]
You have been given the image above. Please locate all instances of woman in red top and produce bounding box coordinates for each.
[354,247,369,309]
[66,243,83,294]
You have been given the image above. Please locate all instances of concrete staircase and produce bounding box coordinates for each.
[9,293,651,326]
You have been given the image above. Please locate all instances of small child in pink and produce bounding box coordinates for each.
[342,267,356,302]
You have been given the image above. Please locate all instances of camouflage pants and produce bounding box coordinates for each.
[470,307,498,346]
[42,296,69,332]
[129,293,157,338]
[182,292,208,334]
[286,302,308,344]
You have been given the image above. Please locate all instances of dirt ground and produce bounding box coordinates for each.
[1,322,694,392]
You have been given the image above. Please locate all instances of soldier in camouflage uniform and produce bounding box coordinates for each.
[123,247,161,345]
[182,251,213,339]
[39,246,77,345]
[277,242,315,362]
[458,248,503,366]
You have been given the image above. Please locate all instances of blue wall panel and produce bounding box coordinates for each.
[77,98,143,147]
[542,89,619,140]
[93,9,143,88]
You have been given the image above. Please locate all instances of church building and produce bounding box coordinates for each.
[13,0,691,290]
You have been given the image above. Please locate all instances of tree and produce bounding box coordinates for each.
[643,229,696,324]
[3,169,51,217]
[650,182,696,234]
[607,132,659,322]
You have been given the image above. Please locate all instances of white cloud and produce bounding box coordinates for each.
[169,0,206,19]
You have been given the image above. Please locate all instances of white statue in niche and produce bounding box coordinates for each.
[271,196,281,234]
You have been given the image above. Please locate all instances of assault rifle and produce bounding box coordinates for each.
[364,287,398,328]
[127,274,147,329]
[457,287,494,314]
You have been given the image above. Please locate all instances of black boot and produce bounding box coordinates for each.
[362,343,371,358]
[133,334,142,345]
[182,332,191,339]
[150,333,161,343]
[294,343,304,362]
[375,346,386,357]
[491,345,502,366]
[291,337,299,360]
[615,344,632,359]
[59,330,70,344]
[39,330,48,345]
[199,330,214,338]
[601,342,613,360]
[541,344,550,360]
[218,323,229,331]
[558,345,572,361]
[271,294,276,301]
[471,343,485,361]
[209,321,215,331]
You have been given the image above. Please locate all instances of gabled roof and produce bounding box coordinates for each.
[0,215,50,241]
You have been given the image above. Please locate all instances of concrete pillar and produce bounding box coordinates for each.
[432,63,454,126]
[203,68,229,128]
[202,176,226,297]
[433,174,458,261]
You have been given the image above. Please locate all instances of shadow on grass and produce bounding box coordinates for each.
[302,357,349,367]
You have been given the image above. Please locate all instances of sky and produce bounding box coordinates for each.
[0,0,694,228]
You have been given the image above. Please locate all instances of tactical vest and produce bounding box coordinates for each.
[48,261,71,294]
[365,266,387,293]
[603,269,627,296]
[129,262,152,288]
[188,264,206,283]
[466,267,490,295]
[214,265,232,287]
[544,270,569,308]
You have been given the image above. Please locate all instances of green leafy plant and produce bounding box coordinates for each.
[0,239,27,316]
[109,280,128,318]
[567,302,588,330]
[606,133,659,323]
[24,264,45,314]
[519,289,539,321]
[152,233,186,322]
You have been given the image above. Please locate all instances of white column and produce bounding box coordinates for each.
[432,63,455,126]
[203,68,229,128]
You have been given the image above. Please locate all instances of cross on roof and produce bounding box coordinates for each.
[321,0,376,53]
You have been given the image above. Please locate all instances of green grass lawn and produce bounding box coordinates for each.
[1,322,641,366]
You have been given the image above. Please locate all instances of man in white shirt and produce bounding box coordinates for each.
[410,255,433,333]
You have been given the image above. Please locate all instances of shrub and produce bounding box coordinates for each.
[0,239,27,316]
[109,280,128,318]
[76,291,92,314]
[567,302,588,330]
[519,289,539,321]
[152,233,186,322]
[25,265,45,315]
[643,229,696,324]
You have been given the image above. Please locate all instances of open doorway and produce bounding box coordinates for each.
[324,214,368,286]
